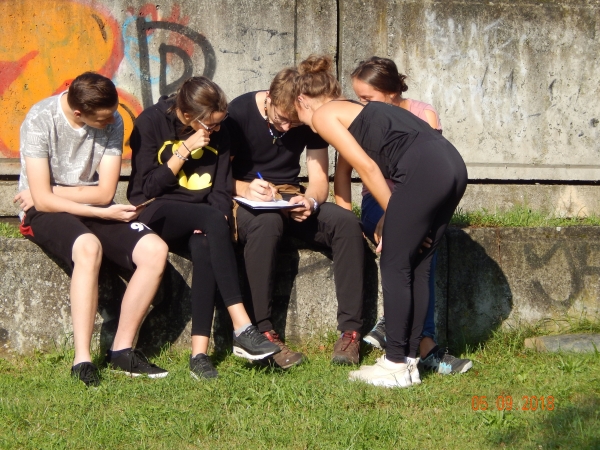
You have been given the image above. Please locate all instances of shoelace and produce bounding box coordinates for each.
[129,349,157,372]
[266,331,292,355]
[76,363,99,385]
[340,331,358,350]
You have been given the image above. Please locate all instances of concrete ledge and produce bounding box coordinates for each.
[2,226,600,356]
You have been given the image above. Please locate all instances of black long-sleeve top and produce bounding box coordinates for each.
[127,96,232,218]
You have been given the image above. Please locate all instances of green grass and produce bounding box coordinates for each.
[450,205,600,228]
[0,222,21,239]
[1,329,599,449]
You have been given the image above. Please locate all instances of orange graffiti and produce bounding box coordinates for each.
[0,0,124,158]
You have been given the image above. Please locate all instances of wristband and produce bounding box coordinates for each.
[174,149,188,161]
[308,197,319,212]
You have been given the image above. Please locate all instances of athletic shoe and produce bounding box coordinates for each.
[363,317,386,350]
[232,325,281,360]
[407,357,421,385]
[420,347,473,374]
[349,356,412,388]
[107,349,169,378]
[263,330,304,369]
[71,362,100,387]
[190,353,218,380]
[332,331,361,365]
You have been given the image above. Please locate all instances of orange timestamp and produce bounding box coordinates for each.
[471,395,555,411]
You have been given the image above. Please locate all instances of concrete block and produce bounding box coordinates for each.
[524,334,600,353]
[447,227,600,346]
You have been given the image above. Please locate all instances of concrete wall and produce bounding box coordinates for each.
[2,227,599,355]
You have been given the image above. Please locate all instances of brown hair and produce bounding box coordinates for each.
[268,67,300,120]
[170,76,227,121]
[351,57,408,97]
[67,72,118,114]
[295,55,341,100]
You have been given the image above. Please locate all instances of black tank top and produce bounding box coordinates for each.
[347,101,442,182]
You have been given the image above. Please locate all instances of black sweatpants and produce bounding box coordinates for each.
[381,136,467,362]
[236,202,365,333]
[140,200,243,336]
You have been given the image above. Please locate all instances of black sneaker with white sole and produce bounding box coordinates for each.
[232,325,281,360]
[190,353,218,380]
[107,349,169,378]
[71,362,100,387]
[420,347,473,374]
[363,316,386,350]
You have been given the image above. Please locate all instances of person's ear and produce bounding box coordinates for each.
[73,110,82,118]
[182,112,193,123]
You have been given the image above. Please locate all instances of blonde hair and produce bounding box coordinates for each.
[268,67,299,120]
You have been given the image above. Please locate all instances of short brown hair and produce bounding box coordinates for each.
[268,67,299,120]
[295,55,341,100]
[351,57,408,97]
[67,72,118,114]
[172,76,227,122]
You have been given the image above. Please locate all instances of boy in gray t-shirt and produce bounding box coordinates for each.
[14,72,169,386]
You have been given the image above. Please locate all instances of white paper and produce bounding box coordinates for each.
[234,197,300,209]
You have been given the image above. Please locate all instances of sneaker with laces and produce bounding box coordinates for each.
[420,347,473,374]
[232,325,281,360]
[262,330,304,369]
[332,331,361,365]
[71,362,100,387]
[107,349,169,378]
[363,317,386,350]
[349,356,412,388]
[190,353,218,380]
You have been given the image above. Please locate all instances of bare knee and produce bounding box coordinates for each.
[132,234,169,272]
[72,234,102,270]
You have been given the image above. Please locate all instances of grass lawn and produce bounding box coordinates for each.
[1,329,599,449]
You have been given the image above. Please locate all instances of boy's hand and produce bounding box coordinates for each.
[288,196,313,222]
[245,178,278,202]
[99,204,140,222]
[14,190,34,211]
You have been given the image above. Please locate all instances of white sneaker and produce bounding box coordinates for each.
[407,357,421,385]
[349,356,412,388]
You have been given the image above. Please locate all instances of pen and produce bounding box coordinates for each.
[256,172,276,202]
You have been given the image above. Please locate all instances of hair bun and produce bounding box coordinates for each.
[298,55,334,75]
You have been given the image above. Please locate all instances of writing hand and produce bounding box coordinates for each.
[246,178,278,202]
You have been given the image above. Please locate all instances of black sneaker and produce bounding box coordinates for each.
[232,325,281,360]
[71,362,100,387]
[107,349,169,378]
[363,317,386,350]
[190,353,218,380]
[420,347,473,374]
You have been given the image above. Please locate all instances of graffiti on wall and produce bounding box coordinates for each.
[0,0,214,160]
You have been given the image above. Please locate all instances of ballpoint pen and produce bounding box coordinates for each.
[256,172,276,202]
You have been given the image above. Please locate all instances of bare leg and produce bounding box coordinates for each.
[191,336,210,356]
[111,234,168,351]
[419,336,437,359]
[228,303,253,330]
[70,234,103,365]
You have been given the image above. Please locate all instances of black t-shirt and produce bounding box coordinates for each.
[227,91,328,185]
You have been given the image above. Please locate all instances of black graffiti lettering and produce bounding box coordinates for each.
[136,19,216,108]
[159,44,194,96]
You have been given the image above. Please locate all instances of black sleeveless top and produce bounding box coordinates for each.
[347,101,443,182]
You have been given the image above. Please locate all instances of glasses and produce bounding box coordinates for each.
[196,113,229,131]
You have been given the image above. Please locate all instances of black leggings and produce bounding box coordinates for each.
[140,200,243,336]
[381,137,467,362]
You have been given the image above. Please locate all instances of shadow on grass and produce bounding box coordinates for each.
[486,395,600,449]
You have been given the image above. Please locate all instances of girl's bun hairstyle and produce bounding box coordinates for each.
[295,55,342,99]
[351,56,408,96]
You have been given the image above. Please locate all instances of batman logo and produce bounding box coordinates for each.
[157,140,219,191]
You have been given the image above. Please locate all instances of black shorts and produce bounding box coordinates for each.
[20,207,155,271]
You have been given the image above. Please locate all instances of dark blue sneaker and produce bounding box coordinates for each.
[71,362,100,387]
[420,347,473,374]
[232,325,281,360]
[363,317,386,350]
[107,349,168,378]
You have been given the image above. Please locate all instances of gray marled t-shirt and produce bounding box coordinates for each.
[18,93,124,193]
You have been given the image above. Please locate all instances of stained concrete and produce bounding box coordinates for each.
[524,334,600,353]
[2,226,600,355]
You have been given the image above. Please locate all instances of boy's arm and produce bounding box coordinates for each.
[49,154,121,205]
[288,147,329,222]
[26,156,138,221]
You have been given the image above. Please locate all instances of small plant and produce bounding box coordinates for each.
[0,222,22,239]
